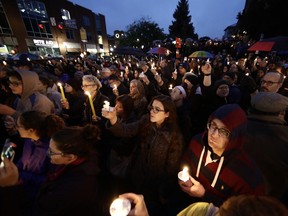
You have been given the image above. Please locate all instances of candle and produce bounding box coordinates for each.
[3,61,7,66]
[178,166,190,182]
[109,198,131,216]
[120,71,123,77]
[169,84,173,91]
[139,72,145,78]
[85,91,96,117]
[113,84,117,91]
[103,100,110,111]
[57,82,66,100]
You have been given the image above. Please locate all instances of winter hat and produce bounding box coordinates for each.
[250,92,288,114]
[74,71,84,80]
[223,71,236,80]
[175,85,187,98]
[66,78,82,91]
[208,104,247,152]
[214,79,229,90]
[184,74,199,86]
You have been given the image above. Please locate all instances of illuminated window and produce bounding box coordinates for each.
[61,9,71,20]
[17,0,52,38]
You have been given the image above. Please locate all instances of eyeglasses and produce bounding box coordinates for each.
[8,80,22,87]
[81,84,96,88]
[207,122,230,138]
[148,106,165,114]
[47,148,63,157]
[260,80,280,86]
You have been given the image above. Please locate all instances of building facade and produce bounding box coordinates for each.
[0,0,109,56]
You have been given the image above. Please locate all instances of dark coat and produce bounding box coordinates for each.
[106,115,183,209]
[84,91,109,124]
[34,155,100,216]
[0,153,100,216]
[244,117,288,204]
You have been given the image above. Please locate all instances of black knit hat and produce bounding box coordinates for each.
[214,79,229,90]
[184,74,199,86]
[66,78,82,91]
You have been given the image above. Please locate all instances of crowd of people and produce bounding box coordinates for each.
[0,51,288,215]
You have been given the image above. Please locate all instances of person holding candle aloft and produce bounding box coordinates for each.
[179,104,266,207]
[81,75,109,124]
[102,94,184,215]
[107,74,129,106]
[60,78,86,126]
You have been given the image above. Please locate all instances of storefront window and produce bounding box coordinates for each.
[0,1,12,35]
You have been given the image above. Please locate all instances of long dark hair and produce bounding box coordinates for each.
[148,94,180,132]
[116,94,134,120]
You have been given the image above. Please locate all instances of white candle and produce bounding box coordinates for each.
[103,100,110,111]
[178,166,190,182]
[57,82,66,100]
[120,71,123,77]
[113,84,117,91]
[85,91,96,117]
[139,72,145,78]
[109,198,131,216]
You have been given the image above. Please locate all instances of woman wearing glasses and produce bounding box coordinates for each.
[81,75,109,124]
[179,104,265,207]
[0,124,101,215]
[102,94,183,215]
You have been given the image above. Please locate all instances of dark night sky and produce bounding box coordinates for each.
[71,0,245,39]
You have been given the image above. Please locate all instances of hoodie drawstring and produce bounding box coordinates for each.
[196,146,225,188]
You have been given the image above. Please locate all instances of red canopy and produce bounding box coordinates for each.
[247,41,275,52]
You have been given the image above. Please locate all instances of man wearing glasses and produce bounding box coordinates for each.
[260,71,284,93]
[179,104,265,207]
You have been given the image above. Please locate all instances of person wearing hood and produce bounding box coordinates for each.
[0,70,55,143]
[0,70,54,118]
[179,104,265,207]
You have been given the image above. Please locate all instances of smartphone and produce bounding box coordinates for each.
[0,140,15,167]
[2,145,15,160]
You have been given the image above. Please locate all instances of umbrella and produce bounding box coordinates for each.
[189,50,214,58]
[247,36,288,52]
[12,52,41,61]
[147,47,170,55]
[113,46,145,56]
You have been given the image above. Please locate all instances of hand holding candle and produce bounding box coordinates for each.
[103,100,110,111]
[109,197,131,216]
[169,84,173,93]
[85,91,96,117]
[57,82,66,100]
[178,166,192,187]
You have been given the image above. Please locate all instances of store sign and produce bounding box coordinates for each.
[33,39,54,47]
[50,17,56,26]
[65,19,77,29]
[80,27,87,42]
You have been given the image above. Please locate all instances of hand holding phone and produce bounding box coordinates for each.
[0,139,16,168]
